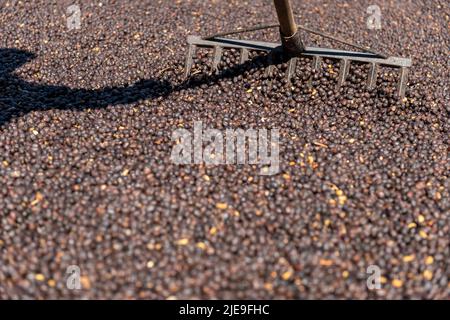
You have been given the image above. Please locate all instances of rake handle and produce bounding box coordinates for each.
[273,0,305,55]
[273,0,297,37]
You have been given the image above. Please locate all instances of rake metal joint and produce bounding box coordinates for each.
[280,29,305,57]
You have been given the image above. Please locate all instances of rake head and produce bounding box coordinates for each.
[184,35,412,99]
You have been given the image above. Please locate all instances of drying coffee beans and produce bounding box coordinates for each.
[0,0,448,299]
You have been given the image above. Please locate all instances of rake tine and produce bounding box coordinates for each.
[367,62,378,89]
[337,59,350,89]
[286,57,297,83]
[397,67,409,99]
[240,48,249,64]
[184,44,196,79]
[312,55,322,70]
[264,51,275,77]
[212,45,223,74]
[308,56,322,87]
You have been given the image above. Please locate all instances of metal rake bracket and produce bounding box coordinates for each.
[185,36,412,98]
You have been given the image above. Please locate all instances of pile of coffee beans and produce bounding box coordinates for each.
[0,0,448,299]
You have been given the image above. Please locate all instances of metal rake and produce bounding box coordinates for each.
[184,1,412,99]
